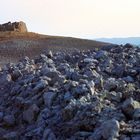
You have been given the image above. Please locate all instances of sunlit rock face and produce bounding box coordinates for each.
[0,21,28,32]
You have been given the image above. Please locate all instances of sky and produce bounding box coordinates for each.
[0,0,140,39]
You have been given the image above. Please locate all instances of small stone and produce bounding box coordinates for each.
[47,50,53,58]
[83,58,94,63]
[104,78,118,91]
[11,70,22,81]
[87,81,95,95]
[40,54,48,62]
[123,76,134,83]
[90,70,100,79]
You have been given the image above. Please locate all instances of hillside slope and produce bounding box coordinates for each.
[0,32,111,66]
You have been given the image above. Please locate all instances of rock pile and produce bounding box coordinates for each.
[0,21,27,32]
[0,44,140,140]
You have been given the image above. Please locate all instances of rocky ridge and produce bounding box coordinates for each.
[0,44,139,140]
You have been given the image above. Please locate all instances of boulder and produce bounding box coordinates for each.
[101,119,120,139]
[0,21,28,32]
[16,21,28,32]
[133,108,140,120]
[23,104,39,123]
[43,92,57,108]
[89,119,120,140]
[122,98,140,119]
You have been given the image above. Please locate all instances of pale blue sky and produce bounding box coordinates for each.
[0,0,140,39]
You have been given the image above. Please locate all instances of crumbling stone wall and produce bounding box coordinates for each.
[0,21,28,32]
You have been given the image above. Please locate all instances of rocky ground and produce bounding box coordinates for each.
[0,44,139,140]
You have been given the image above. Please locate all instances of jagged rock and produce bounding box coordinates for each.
[123,76,134,83]
[33,79,48,93]
[89,119,120,140]
[122,98,140,119]
[11,70,22,81]
[112,65,125,77]
[104,78,118,91]
[95,50,107,59]
[43,92,57,108]
[106,91,122,102]
[87,80,95,95]
[47,50,53,58]
[62,101,76,121]
[100,119,120,139]
[84,69,100,79]
[133,108,140,120]
[23,104,39,123]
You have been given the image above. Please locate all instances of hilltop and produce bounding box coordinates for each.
[0,21,111,66]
